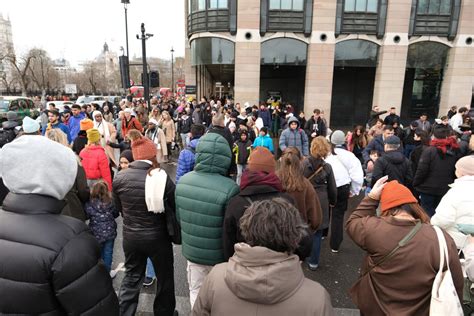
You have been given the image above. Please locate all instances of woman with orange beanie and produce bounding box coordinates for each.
[347,176,463,315]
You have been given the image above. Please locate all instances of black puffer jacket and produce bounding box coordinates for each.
[0,193,119,315]
[371,150,413,188]
[413,146,459,196]
[113,161,175,240]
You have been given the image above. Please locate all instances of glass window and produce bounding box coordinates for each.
[439,0,451,14]
[428,0,441,14]
[417,0,429,14]
[269,0,280,9]
[191,38,235,66]
[345,0,355,11]
[406,42,449,69]
[293,0,304,10]
[261,38,308,65]
[209,0,227,9]
[198,0,205,10]
[281,0,292,10]
[366,0,378,12]
[334,40,379,67]
[355,0,367,11]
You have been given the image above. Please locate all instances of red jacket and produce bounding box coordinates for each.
[121,117,143,137]
[79,145,112,190]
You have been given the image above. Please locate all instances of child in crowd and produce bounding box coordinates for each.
[233,129,252,185]
[85,181,119,274]
[364,150,380,194]
[252,127,274,153]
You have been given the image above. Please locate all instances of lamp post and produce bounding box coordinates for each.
[170,47,174,94]
[121,0,130,88]
[137,23,153,110]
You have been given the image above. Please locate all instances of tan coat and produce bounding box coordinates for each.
[346,197,464,316]
[162,119,175,143]
[193,244,334,316]
[145,127,168,164]
[97,121,118,167]
[286,178,322,232]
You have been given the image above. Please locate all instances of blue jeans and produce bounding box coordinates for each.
[236,164,247,185]
[419,193,442,217]
[146,257,156,279]
[101,239,115,272]
[307,230,323,266]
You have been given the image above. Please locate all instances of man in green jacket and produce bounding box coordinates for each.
[175,132,240,308]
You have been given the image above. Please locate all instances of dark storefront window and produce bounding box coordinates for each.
[401,42,449,122]
[260,0,313,36]
[191,37,235,66]
[335,0,387,38]
[409,0,461,39]
[261,38,308,65]
[187,0,237,36]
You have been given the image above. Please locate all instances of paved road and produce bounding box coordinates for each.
[111,163,364,315]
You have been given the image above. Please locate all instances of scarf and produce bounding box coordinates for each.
[430,137,459,154]
[145,168,167,213]
[93,111,111,146]
[240,170,283,192]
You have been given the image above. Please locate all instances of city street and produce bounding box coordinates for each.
[111,163,364,316]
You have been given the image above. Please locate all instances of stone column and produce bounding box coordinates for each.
[439,2,474,116]
[234,0,261,106]
[304,0,337,123]
[372,0,412,114]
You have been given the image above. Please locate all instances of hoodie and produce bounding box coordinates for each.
[192,244,334,315]
[371,150,413,188]
[253,134,274,153]
[279,116,309,156]
[176,137,200,183]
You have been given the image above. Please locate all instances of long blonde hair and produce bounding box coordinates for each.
[277,147,305,192]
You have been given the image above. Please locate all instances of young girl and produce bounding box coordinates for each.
[85,181,119,273]
[233,130,252,185]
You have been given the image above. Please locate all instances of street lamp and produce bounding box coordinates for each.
[137,23,153,110]
[121,0,130,88]
[170,47,174,94]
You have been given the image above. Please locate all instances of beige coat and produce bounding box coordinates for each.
[193,244,335,316]
[145,127,168,163]
[97,121,118,167]
[162,119,175,143]
[346,197,463,316]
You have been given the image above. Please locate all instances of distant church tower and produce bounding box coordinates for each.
[0,14,15,56]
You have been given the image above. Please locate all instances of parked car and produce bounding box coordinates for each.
[0,96,40,123]
[75,95,106,108]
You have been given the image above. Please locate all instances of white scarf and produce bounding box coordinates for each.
[93,111,110,147]
[145,168,167,213]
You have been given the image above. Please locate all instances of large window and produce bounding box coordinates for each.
[417,0,452,15]
[209,0,228,9]
[344,0,378,12]
[261,38,307,65]
[191,38,235,66]
[188,0,236,36]
[189,0,206,13]
[269,0,304,10]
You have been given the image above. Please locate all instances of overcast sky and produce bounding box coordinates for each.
[0,0,185,66]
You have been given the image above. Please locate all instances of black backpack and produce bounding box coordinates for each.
[0,128,16,148]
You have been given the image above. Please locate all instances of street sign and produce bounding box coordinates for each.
[185,85,197,94]
[64,84,77,94]
[215,82,222,87]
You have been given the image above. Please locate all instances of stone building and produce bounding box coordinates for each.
[184,0,473,127]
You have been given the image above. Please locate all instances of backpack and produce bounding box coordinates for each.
[0,128,16,148]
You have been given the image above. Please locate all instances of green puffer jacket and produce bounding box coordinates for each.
[176,133,240,265]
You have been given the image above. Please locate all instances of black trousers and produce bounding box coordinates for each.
[119,237,175,316]
[330,184,351,251]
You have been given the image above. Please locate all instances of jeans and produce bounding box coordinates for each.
[180,133,190,149]
[187,261,213,309]
[236,164,247,185]
[119,237,175,316]
[419,193,442,217]
[404,144,417,158]
[146,258,155,279]
[100,239,115,272]
[307,230,323,266]
[330,184,351,251]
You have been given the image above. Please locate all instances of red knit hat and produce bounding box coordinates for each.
[247,147,276,173]
[131,137,157,161]
[380,181,418,212]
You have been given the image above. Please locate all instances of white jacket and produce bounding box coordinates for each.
[449,113,464,134]
[325,148,364,196]
[431,175,474,249]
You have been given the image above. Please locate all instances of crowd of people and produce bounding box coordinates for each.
[0,94,473,315]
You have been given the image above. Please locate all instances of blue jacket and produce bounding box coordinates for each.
[253,134,274,153]
[176,138,200,183]
[85,199,118,244]
[68,112,86,142]
[42,122,72,144]
[258,109,272,128]
[279,117,309,156]
[362,135,385,163]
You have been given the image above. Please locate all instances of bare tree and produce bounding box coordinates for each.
[5,51,35,96]
[27,48,60,97]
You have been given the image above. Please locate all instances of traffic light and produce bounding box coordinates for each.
[119,56,130,89]
[150,71,160,87]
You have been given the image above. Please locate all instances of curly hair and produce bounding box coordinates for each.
[240,198,307,254]
[310,136,331,159]
[45,129,69,147]
[277,147,305,192]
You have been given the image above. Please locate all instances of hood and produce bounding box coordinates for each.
[189,138,200,149]
[384,150,406,165]
[2,121,19,129]
[287,116,300,128]
[225,244,305,305]
[194,133,231,175]
[451,175,474,188]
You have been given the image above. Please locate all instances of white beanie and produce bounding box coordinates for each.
[22,116,40,134]
[0,136,77,200]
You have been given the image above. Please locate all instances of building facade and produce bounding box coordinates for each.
[184,0,474,128]
[0,14,15,89]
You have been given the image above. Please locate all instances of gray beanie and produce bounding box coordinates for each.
[330,130,346,146]
[6,111,18,121]
[0,136,77,200]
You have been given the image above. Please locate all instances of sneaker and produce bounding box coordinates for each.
[331,249,339,253]
[306,262,319,271]
[143,276,155,287]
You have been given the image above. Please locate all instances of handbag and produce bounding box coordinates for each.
[430,226,463,316]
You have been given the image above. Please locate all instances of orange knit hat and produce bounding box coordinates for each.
[80,118,94,131]
[380,181,418,212]
[131,137,157,161]
[247,147,276,173]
